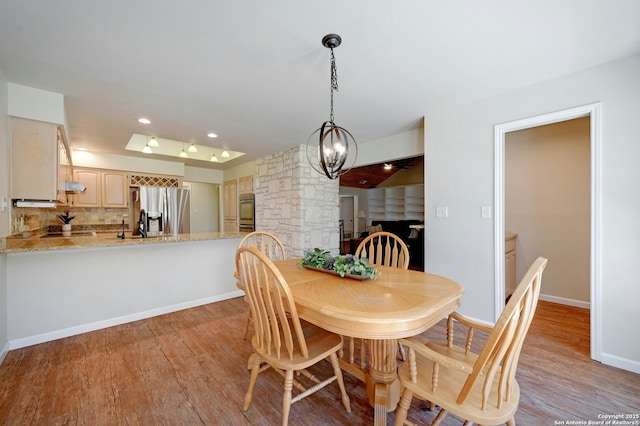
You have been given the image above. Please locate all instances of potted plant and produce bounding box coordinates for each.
[298,248,380,280]
[58,211,75,234]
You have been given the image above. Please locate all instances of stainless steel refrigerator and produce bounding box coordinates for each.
[130,186,191,236]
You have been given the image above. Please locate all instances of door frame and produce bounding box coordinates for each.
[339,194,359,237]
[493,102,602,361]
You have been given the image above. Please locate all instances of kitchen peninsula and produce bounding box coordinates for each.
[3,232,245,349]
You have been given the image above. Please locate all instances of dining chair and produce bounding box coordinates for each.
[237,231,287,339]
[353,231,411,363]
[238,230,287,261]
[236,246,352,426]
[355,231,410,269]
[394,256,548,426]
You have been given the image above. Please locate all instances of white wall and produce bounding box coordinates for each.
[355,128,423,167]
[425,53,640,373]
[72,151,185,177]
[223,160,256,181]
[7,238,242,347]
[185,181,220,232]
[184,166,223,184]
[7,83,65,125]
[506,118,590,305]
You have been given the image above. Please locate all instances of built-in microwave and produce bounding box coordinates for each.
[239,193,255,231]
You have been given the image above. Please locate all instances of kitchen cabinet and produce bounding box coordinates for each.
[101,171,129,207]
[224,220,238,232]
[238,175,254,194]
[73,168,129,208]
[224,180,238,233]
[58,165,73,206]
[505,233,517,298]
[10,117,69,203]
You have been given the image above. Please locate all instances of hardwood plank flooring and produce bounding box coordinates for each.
[0,299,638,425]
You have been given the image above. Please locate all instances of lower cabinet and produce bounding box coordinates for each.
[224,220,237,232]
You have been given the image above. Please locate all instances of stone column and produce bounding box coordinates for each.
[254,145,339,258]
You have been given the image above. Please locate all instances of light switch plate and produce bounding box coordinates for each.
[436,206,448,218]
[481,206,492,219]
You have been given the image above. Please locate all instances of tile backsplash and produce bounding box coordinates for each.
[11,206,128,234]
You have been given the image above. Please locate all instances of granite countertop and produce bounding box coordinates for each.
[2,231,246,254]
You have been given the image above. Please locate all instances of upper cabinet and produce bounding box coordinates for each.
[238,176,254,194]
[101,171,129,207]
[10,117,69,202]
[223,180,238,232]
[73,168,129,208]
[224,180,238,220]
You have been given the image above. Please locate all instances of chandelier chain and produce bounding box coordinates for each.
[329,47,338,123]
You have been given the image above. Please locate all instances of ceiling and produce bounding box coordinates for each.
[1,1,639,170]
[339,156,423,189]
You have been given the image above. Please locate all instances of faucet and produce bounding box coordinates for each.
[117,219,126,239]
[137,209,147,238]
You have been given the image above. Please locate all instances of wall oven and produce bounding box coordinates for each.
[239,193,255,232]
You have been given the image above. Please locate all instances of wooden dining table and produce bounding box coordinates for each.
[272,259,464,426]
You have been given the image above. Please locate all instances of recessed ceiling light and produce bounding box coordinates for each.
[207,133,217,138]
[138,118,151,124]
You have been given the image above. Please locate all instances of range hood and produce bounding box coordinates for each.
[14,200,57,208]
[65,181,87,193]
[13,181,86,208]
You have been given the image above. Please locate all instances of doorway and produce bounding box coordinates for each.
[494,103,602,362]
[183,181,220,233]
[339,195,359,253]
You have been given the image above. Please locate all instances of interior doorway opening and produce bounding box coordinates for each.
[339,195,359,254]
[494,103,601,362]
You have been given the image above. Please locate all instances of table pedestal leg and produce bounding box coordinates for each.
[366,339,401,426]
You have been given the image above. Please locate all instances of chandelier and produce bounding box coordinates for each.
[306,34,357,180]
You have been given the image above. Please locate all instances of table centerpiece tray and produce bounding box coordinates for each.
[302,265,370,281]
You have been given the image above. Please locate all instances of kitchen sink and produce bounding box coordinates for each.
[40,231,97,238]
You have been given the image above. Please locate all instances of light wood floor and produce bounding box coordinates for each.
[0,299,638,425]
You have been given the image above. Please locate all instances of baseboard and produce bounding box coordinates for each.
[9,290,244,350]
[539,293,590,309]
[0,341,9,365]
[600,352,640,375]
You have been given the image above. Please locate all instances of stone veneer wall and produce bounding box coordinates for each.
[254,145,339,258]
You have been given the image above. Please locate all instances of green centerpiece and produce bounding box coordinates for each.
[298,248,380,280]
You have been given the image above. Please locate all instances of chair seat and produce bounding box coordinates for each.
[397,353,520,425]
[252,320,343,371]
